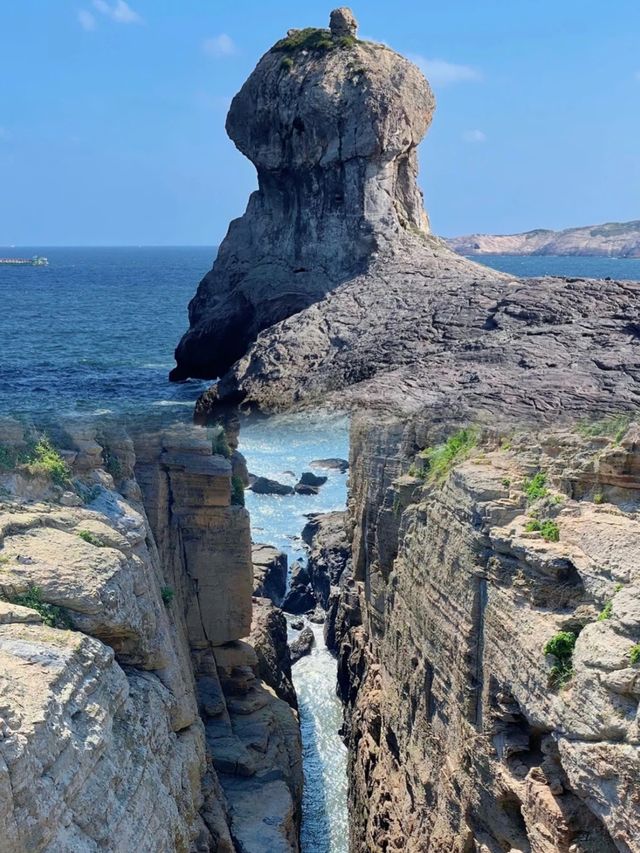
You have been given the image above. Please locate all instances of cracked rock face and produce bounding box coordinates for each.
[171,8,434,381]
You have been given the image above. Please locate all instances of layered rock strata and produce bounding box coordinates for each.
[0,420,302,852]
[336,415,640,852]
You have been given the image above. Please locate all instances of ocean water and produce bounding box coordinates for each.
[1,247,639,418]
[471,253,640,280]
[0,246,213,417]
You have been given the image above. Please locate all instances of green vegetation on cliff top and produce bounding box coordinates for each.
[0,436,70,487]
[273,27,358,54]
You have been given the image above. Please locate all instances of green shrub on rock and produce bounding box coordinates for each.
[629,644,640,666]
[523,471,548,503]
[544,631,576,688]
[77,529,105,547]
[6,585,72,629]
[419,428,478,483]
[524,518,559,542]
[231,475,245,507]
[211,427,231,459]
[161,586,175,606]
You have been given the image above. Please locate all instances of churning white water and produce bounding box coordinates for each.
[242,413,349,853]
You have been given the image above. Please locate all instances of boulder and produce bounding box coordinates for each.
[249,476,294,496]
[251,543,288,604]
[297,471,328,488]
[289,627,315,664]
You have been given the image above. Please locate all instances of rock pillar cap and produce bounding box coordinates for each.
[330,7,358,38]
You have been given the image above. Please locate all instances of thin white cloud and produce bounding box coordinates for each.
[410,55,482,86]
[77,9,97,31]
[93,0,143,24]
[0,127,10,141]
[203,34,236,58]
[463,129,487,143]
[635,71,640,82]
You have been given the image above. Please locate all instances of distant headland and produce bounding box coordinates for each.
[447,219,640,257]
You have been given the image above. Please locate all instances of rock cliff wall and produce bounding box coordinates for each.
[336,414,640,852]
[0,419,302,852]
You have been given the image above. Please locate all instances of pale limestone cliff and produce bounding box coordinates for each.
[0,419,302,852]
[334,415,640,852]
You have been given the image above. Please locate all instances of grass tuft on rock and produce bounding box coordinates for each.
[77,529,105,547]
[419,428,478,483]
[577,414,633,444]
[523,471,548,503]
[161,586,175,606]
[5,585,72,629]
[211,427,231,459]
[0,436,70,487]
[544,631,576,688]
[524,518,560,542]
[629,644,640,666]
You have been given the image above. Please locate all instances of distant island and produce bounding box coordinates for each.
[447,219,640,257]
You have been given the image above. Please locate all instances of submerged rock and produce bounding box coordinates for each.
[310,457,349,473]
[249,475,294,496]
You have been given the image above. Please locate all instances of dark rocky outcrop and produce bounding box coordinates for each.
[249,475,294,496]
[297,472,327,488]
[302,511,351,609]
[281,562,316,614]
[249,596,297,708]
[289,627,315,664]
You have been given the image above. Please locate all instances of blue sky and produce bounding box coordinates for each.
[1,0,638,245]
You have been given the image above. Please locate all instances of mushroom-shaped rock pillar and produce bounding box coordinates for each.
[172,9,435,383]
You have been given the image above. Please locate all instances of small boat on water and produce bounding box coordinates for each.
[0,255,48,266]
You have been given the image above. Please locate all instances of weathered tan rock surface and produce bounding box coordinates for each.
[0,419,302,852]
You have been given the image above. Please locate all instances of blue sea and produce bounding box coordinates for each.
[1,247,639,417]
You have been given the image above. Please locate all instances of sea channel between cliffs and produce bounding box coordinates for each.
[241,413,350,853]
